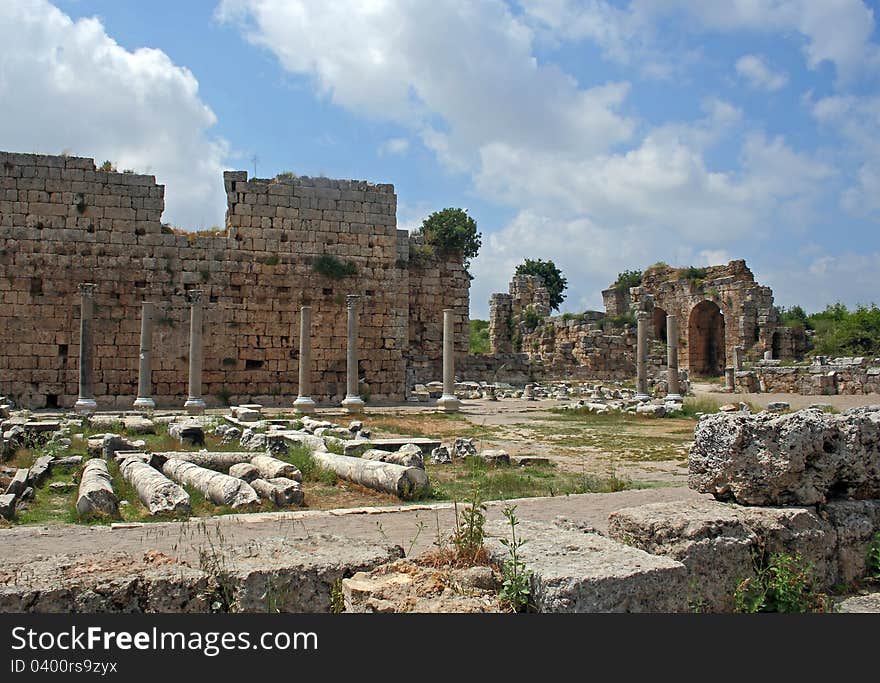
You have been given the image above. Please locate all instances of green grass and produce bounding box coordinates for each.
[428,457,634,502]
[279,444,338,486]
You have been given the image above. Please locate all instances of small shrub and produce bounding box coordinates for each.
[498,505,532,612]
[452,488,487,565]
[734,552,827,613]
[469,319,490,354]
[613,269,642,292]
[681,266,708,282]
[521,306,541,331]
[313,255,357,279]
[329,578,344,613]
[415,207,481,270]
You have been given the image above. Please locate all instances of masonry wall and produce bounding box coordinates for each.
[0,152,468,408]
[735,357,880,395]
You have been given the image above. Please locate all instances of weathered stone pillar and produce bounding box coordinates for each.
[725,367,736,392]
[341,295,364,413]
[293,305,316,414]
[764,350,773,361]
[635,310,650,400]
[437,309,461,412]
[733,346,744,371]
[74,283,98,414]
[184,290,206,414]
[666,315,682,401]
[133,302,156,410]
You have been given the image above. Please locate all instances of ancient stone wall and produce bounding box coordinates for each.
[0,151,468,408]
[735,357,880,395]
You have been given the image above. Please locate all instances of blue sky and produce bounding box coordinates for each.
[1,1,879,318]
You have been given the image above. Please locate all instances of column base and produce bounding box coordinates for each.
[665,393,683,402]
[634,393,650,401]
[184,397,206,415]
[133,396,156,411]
[341,395,365,414]
[73,398,97,415]
[436,394,461,412]
[293,396,316,414]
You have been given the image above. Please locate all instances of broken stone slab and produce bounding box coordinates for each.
[476,449,510,466]
[0,551,211,613]
[484,520,688,612]
[766,401,791,413]
[162,459,259,509]
[361,447,424,469]
[250,477,304,506]
[5,469,28,497]
[249,454,302,482]
[311,450,429,500]
[28,455,53,485]
[155,451,254,471]
[280,432,327,452]
[823,499,880,585]
[689,406,880,505]
[608,499,840,611]
[240,428,289,455]
[229,462,260,483]
[49,481,75,492]
[452,438,477,459]
[300,416,335,433]
[53,456,82,469]
[119,457,191,516]
[122,416,155,434]
[0,493,15,520]
[168,420,205,447]
[76,459,119,518]
[835,592,880,613]
[88,434,145,459]
[23,420,61,434]
[636,404,666,417]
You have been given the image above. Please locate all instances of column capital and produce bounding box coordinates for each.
[300,304,312,313]
[78,282,97,296]
[186,289,204,305]
[345,294,360,310]
[636,310,651,321]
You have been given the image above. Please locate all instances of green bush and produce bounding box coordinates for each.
[521,306,540,331]
[313,255,357,279]
[415,208,481,270]
[515,258,568,311]
[469,319,490,354]
[734,553,827,613]
[613,269,642,292]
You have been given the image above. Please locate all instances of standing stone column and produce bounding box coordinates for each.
[666,314,682,401]
[635,310,650,400]
[133,302,156,410]
[341,295,364,413]
[293,305,316,414]
[74,283,98,414]
[733,346,744,372]
[184,290,206,415]
[437,309,461,412]
[725,367,736,392]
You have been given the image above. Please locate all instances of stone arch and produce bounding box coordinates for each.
[652,306,668,344]
[688,300,725,376]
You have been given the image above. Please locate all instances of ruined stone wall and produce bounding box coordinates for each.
[735,357,880,395]
[0,151,467,408]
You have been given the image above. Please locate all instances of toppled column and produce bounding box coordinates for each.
[635,310,649,400]
[162,458,258,508]
[133,301,156,410]
[311,450,429,499]
[184,290,206,415]
[250,454,302,481]
[250,478,304,506]
[155,451,253,470]
[119,457,191,515]
[666,314,682,400]
[74,283,98,415]
[293,305,316,414]
[76,459,118,517]
[436,309,461,412]
[341,295,364,413]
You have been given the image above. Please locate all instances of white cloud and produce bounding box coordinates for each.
[378,137,410,157]
[735,55,788,91]
[0,1,228,228]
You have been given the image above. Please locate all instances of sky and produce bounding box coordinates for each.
[1,1,878,319]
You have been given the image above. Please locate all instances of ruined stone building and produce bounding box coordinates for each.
[0,151,469,409]
[484,260,806,381]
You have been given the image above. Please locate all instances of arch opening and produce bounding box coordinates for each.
[688,300,725,376]
[652,306,668,344]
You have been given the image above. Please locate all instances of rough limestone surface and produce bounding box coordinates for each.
[168,421,205,447]
[484,520,688,612]
[156,451,253,471]
[835,592,880,613]
[823,499,880,584]
[119,458,191,516]
[162,459,258,509]
[0,493,14,520]
[608,498,839,611]
[250,477,304,506]
[229,462,260,483]
[311,450,429,500]
[0,551,210,613]
[76,459,119,517]
[689,406,880,505]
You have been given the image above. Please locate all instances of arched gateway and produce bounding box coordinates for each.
[688,300,725,376]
